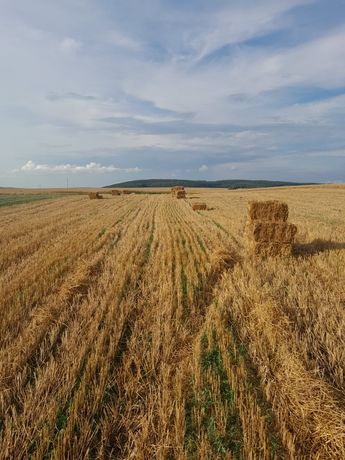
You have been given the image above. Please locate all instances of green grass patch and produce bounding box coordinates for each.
[200,332,243,459]
[184,332,243,459]
[0,193,66,208]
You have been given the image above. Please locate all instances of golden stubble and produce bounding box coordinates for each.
[0,185,344,459]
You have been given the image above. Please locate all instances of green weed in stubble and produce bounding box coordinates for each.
[212,220,229,235]
[97,228,106,238]
[196,235,206,254]
[199,331,243,459]
[184,383,199,458]
[40,354,89,459]
[143,230,154,264]
[180,269,188,317]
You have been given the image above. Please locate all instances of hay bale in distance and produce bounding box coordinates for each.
[88,192,103,200]
[171,186,185,197]
[192,202,207,211]
[111,190,121,196]
[248,200,288,222]
[122,190,131,194]
[176,190,186,199]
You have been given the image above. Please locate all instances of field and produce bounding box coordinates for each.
[0,186,344,459]
[0,193,68,208]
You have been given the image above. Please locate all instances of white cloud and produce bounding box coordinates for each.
[215,163,238,171]
[59,37,82,54]
[272,93,345,125]
[123,27,345,124]
[199,164,209,172]
[305,148,345,158]
[20,160,141,174]
[191,0,314,61]
[1,0,345,186]
[107,30,140,50]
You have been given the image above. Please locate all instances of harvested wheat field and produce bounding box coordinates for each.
[0,186,344,459]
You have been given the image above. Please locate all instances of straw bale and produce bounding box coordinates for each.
[248,200,289,222]
[88,192,103,199]
[192,202,207,211]
[248,241,293,257]
[111,190,121,196]
[172,186,184,192]
[246,221,297,243]
[176,190,186,199]
[122,190,131,194]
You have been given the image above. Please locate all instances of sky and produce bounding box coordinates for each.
[1,0,345,187]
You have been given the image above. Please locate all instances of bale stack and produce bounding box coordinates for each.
[122,190,131,195]
[111,190,121,196]
[192,202,207,210]
[176,190,186,199]
[88,192,103,200]
[245,200,297,257]
[171,186,185,197]
[171,186,186,199]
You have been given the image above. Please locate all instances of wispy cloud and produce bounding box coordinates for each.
[107,30,141,50]
[59,37,82,54]
[189,0,314,61]
[46,92,100,102]
[19,161,141,174]
[1,0,345,186]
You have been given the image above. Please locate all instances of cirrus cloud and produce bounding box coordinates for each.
[1,0,345,187]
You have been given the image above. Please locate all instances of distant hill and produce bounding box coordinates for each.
[105,179,315,189]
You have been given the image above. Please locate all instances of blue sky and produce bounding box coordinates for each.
[1,0,345,187]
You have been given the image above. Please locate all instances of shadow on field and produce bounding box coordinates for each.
[294,239,345,256]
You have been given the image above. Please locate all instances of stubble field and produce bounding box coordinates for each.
[0,186,344,459]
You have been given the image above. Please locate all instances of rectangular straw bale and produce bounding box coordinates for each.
[172,186,183,194]
[176,190,186,199]
[88,192,103,199]
[111,190,121,195]
[248,200,289,222]
[192,202,207,210]
[246,221,297,243]
[248,241,293,257]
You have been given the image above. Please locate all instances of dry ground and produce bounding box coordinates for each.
[0,186,344,459]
